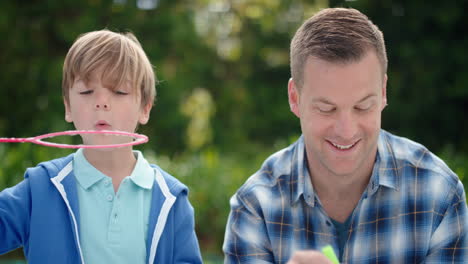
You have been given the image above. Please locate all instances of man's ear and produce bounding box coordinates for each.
[288,78,300,118]
[139,103,152,125]
[381,73,388,110]
[64,98,73,123]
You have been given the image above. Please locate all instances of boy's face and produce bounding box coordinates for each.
[64,71,151,146]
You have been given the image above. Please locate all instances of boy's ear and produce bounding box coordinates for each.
[139,103,152,125]
[64,98,73,123]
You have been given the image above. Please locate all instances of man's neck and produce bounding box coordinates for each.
[308,160,374,223]
[314,176,368,222]
[83,148,137,192]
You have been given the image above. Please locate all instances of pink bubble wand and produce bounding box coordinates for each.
[0,130,148,149]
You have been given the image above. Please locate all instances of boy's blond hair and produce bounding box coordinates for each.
[62,29,156,107]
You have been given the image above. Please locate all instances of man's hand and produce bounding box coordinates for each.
[286,250,334,264]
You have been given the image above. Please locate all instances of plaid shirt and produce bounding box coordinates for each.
[223,130,468,263]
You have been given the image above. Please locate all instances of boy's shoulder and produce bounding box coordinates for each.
[25,153,74,179]
[149,162,189,197]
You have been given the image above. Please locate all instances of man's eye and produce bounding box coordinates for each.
[355,102,373,111]
[79,90,93,95]
[356,106,370,111]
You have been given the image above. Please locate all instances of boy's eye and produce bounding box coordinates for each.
[319,108,335,113]
[79,90,93,95]
[317,105,336,113]
[115,91,129,95]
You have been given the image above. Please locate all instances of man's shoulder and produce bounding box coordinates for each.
[235,139,300,198]
[381,130,458,186]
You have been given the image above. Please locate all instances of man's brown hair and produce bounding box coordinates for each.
[290,8,387,88]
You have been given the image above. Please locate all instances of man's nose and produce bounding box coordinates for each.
[334,110,357,140]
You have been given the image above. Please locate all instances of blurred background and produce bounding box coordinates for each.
[1,0,467,263]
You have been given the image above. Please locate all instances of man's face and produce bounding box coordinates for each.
[288,51,387,178]
[64,71,151,146]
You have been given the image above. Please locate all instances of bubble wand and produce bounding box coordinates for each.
[0,130,148,149]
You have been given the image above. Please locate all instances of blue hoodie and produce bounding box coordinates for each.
[0,154,202,264]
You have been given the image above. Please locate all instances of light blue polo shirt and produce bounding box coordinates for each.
[73,148,154,264]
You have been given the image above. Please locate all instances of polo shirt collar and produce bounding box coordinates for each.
[73,149,154,190]
[73,148,106,190]
[128,150,154,190]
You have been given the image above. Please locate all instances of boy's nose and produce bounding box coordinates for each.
[94,89,111,110]
[95,103,110,110]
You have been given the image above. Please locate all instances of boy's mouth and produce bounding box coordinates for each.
[95,120,111,130]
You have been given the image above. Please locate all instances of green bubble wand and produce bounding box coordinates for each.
[321,245,339,264]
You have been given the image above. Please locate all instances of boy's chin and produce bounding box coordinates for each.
[80,134,135,148]
[83,146,132,152]
[89,147,116,152]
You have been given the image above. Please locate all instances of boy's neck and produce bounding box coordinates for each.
[83,148,137,192]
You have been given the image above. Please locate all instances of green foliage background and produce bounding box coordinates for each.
[1,0,467,262]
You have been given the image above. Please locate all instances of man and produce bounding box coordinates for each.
[223,7,468,263]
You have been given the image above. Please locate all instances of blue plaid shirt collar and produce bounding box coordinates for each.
[292,130,399,207]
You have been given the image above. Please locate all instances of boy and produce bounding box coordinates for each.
[0,29,202,263]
